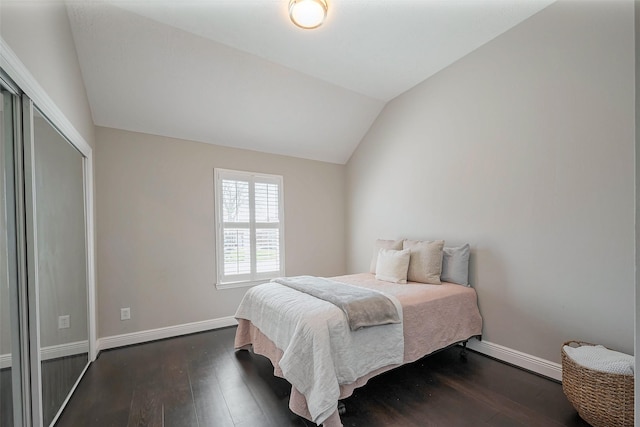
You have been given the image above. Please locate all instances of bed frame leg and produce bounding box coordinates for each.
[460,341,468,360]
[338,401,346,416]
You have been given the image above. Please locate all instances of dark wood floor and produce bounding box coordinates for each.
[41,354,89,426]
[56,327,589,427]
[1,354,87,427]
[0,367,13,427]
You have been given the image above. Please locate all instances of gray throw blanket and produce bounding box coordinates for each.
[272,276,401,331]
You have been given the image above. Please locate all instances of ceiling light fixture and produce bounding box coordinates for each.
[289,0,328,30]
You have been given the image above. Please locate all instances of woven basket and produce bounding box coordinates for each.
[561,341,634,427]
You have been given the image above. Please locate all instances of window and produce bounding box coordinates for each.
[214,169,284,289]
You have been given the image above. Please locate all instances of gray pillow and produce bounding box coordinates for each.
[441,244,470,286]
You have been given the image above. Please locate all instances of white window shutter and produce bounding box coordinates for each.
[215,169,284,288]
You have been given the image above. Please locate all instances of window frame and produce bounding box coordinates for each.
[214,168,285,289]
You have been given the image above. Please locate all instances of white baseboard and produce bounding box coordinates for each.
[98,321,562,382]
[97,316,238,353]
[1,340,90,369]
[5,325,562,384]
[467,339,562,381]
[41,340,90,362]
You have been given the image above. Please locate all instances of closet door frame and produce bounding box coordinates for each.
[1,39,97,427]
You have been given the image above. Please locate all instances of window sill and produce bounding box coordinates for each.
[215,280,270,290]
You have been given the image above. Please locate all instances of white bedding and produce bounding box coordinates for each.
[234,281,404,425]
[563,344,634,375]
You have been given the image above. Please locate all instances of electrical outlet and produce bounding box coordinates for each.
[58,315,70,329]
[120,307,131,321]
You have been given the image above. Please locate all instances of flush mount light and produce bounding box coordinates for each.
[289,0,328,30]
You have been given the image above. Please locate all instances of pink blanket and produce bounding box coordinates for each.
[234,273,483,426]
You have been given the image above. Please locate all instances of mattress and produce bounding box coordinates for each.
[234,273,483,426]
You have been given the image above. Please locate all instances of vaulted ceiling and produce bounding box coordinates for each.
[66,0,554,164]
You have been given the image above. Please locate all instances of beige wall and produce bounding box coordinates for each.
[0,0,95,148]
[95,126,346,338]
[346,0,635,363]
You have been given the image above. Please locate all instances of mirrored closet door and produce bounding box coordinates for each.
[24,101,90,426]
[0,73,93,427]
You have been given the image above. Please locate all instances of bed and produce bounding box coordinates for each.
[234,272,483,427]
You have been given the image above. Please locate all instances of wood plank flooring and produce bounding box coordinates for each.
[56,327,589,427]
[41,354,89,426]
[1,354,87,427]
[0,367,14,427]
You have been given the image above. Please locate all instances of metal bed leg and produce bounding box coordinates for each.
[460,341,468,360]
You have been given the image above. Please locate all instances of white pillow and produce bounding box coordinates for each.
[370,239,404,273]
[402,239,444,284]
[375,248,411,284]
